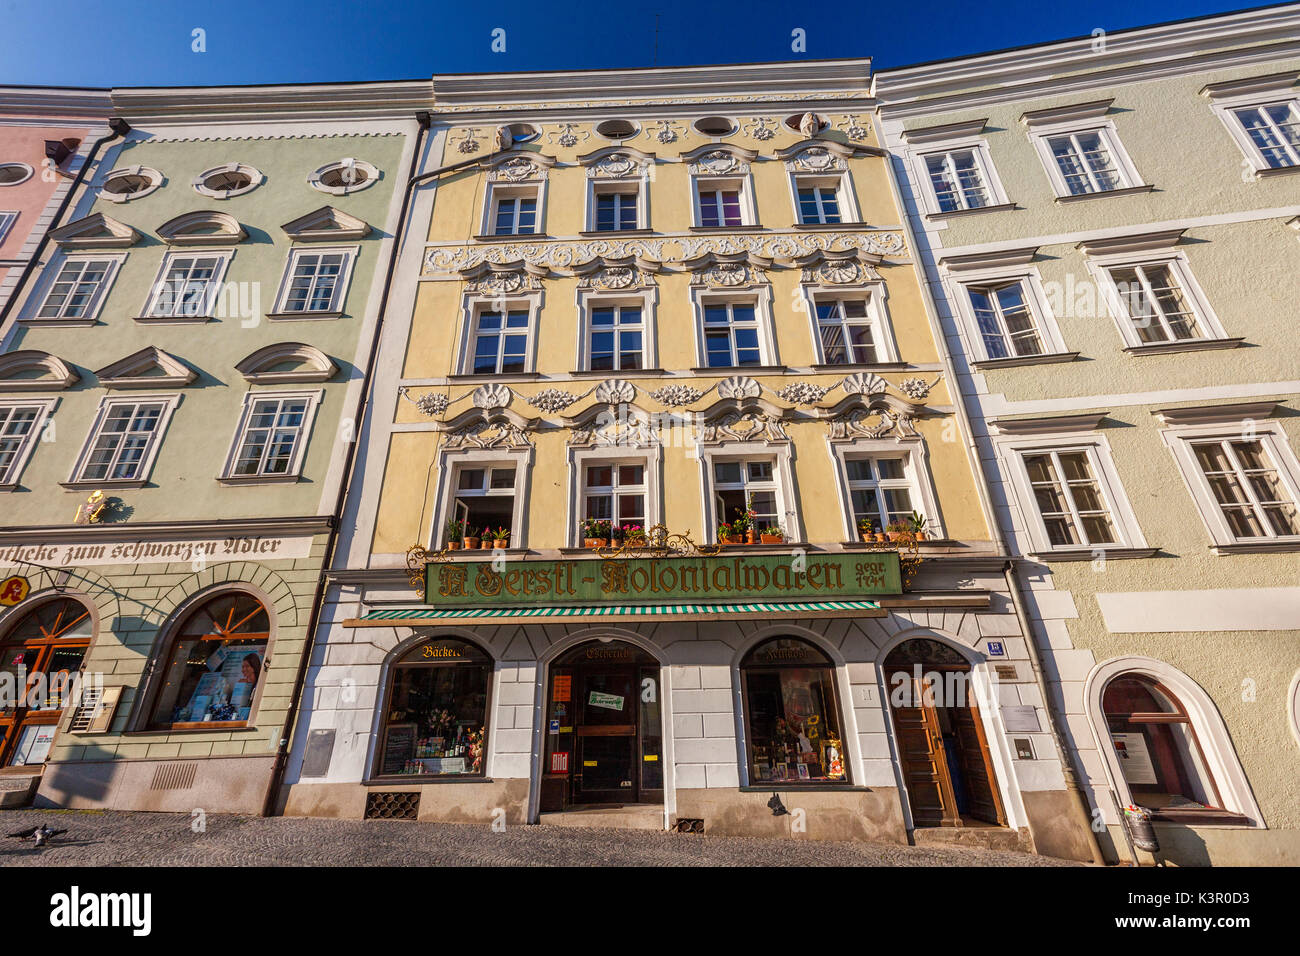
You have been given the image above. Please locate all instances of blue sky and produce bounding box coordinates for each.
[0,0,1271,88]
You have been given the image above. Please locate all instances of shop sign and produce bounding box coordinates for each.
[552,675,571,702]
[0,575,30,607]
[588,691,624,711]
[551,752,568,772]
[425,552,900,607]
[0,535,313,569]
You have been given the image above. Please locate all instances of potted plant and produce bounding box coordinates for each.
[581,517,611,549]
[908,510,929,542]
[856,517,875,544]
[461,525,481,549]
[445,518,464,550]
[490,526,510,549]
[716,521,736,545]
[732,508,757,544]
[479,527,493,549]
[886,520,911,543]
[759,524,784,544]
[621,524,647,546]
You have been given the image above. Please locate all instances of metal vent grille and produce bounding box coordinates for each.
[365,791,420,821]
[674,818,705,834]
[149,762,198,791]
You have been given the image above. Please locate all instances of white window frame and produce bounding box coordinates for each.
[140,249,235,322]
[0,399,56,491]
[909,140,1010,216]
[1161,420,1300,549]
[567,449,661,547]
[23,252,126,326]
[67,393,181,488]
[0,210,17,245]
[270,245,359,318]
[219,389,323,483]
[697,443,801,543]
[1088,250,1227,350]
[0,163,35,187]
[943,263,1069,364]
[482,181,545,237]
[457,291,542,376]
[690,287,778,369]
[996,433,1148,557]
[787,169,862,225]
[586,178,649,233]
[1203,75,1300,174]
[828,439,944,541]
[691,173,758,228]
[1027,118,1143,199]
[799,280,900,367]
[430,448,533,549]
[576,287,658,372]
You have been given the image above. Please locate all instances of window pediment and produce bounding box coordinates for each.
[794,248,882,286]
[281,206,371,242]
[777,139,870,172]
[157,210,248,246]
[682,143,758,176]
[1020,98,1115,129]
[683,251,772,288]
[0,350,80,391]
[235,342,337,384]
[48,213,140,248]
[577,145,655,177]
[95,346,196,389]
[482,151,556,182]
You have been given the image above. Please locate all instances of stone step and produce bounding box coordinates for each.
[0,775,40,809]
[911,824,1031,854]
[538,805,665,831]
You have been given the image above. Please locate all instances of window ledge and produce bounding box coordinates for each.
[133,314,215,325]
[133,723,255,734]
[1123,337,1244,356]
[738,784,867,792]
[971,351,1079,370]
[810,362,909,373]
[217,473,303,486]
[473,233,551,242]
[567,368,668,378]
[60,479,148,491]
[841,538,954,549]
[1211,539,1300,555]
[791,221,871,230]
[1027,546,1159,562]
[1054,184,1155,203]
[444,547,532,558]
[18,317,99,328]
[448,372,543,383]
[577,229,656,238]
[689,365,787,375]
[1150,809,1253,827]
[266,311,345,321]
[1254,164,1300,178]
[687,225,765,233]
[363,776,494,786]
[925,202,1018,221]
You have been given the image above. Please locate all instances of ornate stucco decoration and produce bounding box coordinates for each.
[594,379,637,404]
[774,382,832,405]
[716,376,761,400]
[458,259,547,295]
[777,138,874,172]
[841,371,890,397]
[527,389,583,413]
[569,407,658,449]
[647,120,683,144]
[899,377,938,401]
[483,151,556,183]
[683,143,758,177]
[649,383,706,407]
[684,251,772,289]
[794,247,884,286]
[699,410,789,444]
[798,112,826,139]
[742,117,779,141]
[547,123,590,148]
[571,255,661,291]
[453,128,482,153]
[415,392,450,417]
[443,419,534,449]
[471,383,513,412]
[580,145,655,178]
[827,404,918,442]
[839,114,871,142]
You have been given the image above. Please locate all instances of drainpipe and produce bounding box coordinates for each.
[261,115,515,816]
[0,117,130,333]
[870,106,1105,864]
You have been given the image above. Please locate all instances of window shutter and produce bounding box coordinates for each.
[62,684,123,734]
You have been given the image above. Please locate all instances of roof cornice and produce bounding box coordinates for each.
[110,80,433,124]
[0,86,113,122]
[872,4,1300,116]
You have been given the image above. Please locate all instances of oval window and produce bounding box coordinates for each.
[193,163,262,199]
[0,163,35,186]
[693,116,735,137]
[101,165,164,201]
[596,119,639,141]
[309,158,379,195]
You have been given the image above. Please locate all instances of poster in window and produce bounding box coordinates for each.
[381,722,418,776]
[1111,732,1159,785]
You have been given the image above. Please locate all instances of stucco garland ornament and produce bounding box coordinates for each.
[744,117,778,141]
[550,123,588,148]
[774,381,831,405]
[899,376,936,401]
[415,391,450,417]
[648,120,681,144]
[649,383,706,407]
[594,379,636,404]
[456,129,482,154]
[841,114,870,142]
[717,375,761,400]
[472,382,513,411]
[527,388,582,413]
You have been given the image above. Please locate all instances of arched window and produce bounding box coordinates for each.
[0,597,93,767]
[1102,674,1222,812]
[740,637,849,785]
[375,637,492,779]
[149,592,268,730]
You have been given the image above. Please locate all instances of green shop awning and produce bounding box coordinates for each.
[343,599,882,627]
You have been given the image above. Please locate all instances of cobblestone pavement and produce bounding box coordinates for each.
[0,809,1079,866]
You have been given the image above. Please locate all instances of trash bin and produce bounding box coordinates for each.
[1122,805,1160,853]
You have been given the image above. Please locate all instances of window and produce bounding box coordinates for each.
[1189,438,1299,540]
[814,297,880,365]
[192,163,262,199]
[596,119,639,141]
[967,281,1045,359]
[588,304,643,371]
[1024,104,1142,200]
[35,257,118,322]
[223,392,320,480]
[693,116,736,137]
[1045,130,1126,195]
[308,158,380,195]
[450,463,518,541]
[0,164,34,187]
[492,191,538,236]
[143,252,231,319]
[0,598,92,767]
[75,400,170,482]
[845,455,915,534]
[796,182,841,224]
[0,403,48,487]
[741,637,850,785]
[582,461,647,534]
[1102,675,1222,813]
[0,210,17,245]
[469,308,531,374]
[100,165,163,202]
[274,248,355,315]
[1230,102,1300,169]
[924,150,992,212]
[703,301,761,368]
[1105,262,1203,344]
[594,190,638,231]
[1021,449,1117,548]
[148,592,268,729]
[713,458,780,531]
[375,638,491,778]
[697,183,743,227]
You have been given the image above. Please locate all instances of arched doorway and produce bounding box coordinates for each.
[885,638,1005,828]
[540,640,661,811]
[0,597,93,768]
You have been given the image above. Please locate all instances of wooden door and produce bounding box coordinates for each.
[951,700,1007,826]
[571,666,637,804]
[887,668,960,827]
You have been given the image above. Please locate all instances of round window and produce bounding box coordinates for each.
[0,163,34,186]
[193,163,262,199]
[506,122,540,144]
[596,119,639,141]
[101,165,164,202]
[309,158,380,195]
[693,116,735,137]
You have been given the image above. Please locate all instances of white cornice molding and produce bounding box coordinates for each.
[1076,228,1186,257]
[989,411,1109,435]
[95,346,196,389]
[1152,400,1279,425]
[157,210,248,245]
[0,350,79,391]
[1020,98,1113,128]
[48,212,140,248]
[873,5,1300,116]
[1200,70,1299,99]
[937,245,1039,271]
[110,80,433,124]
[281,206,371,241]
[899,117,988,144]
[0,87,112,121]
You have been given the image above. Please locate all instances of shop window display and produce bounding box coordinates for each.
[377,638,491,778]
[741,637,849,784]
